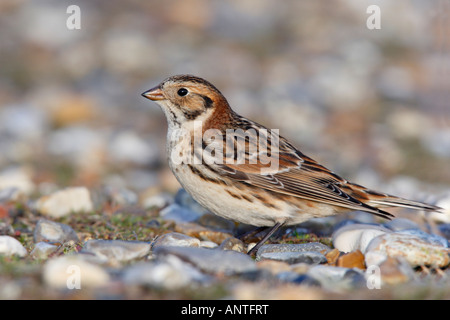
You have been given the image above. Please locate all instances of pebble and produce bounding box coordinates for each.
[0,187,25,203]
[159,203,203,223]
[397,229,448,248]
[0,235,28,257]
[439,223,450,240]
[43,255,109,289]
[152,232,200,249]
[384,218,421,231]
[377,256,415,285]
[365,232,450,268]
[218,237,245,253]
[198,230,234,244]
[0,167,35,196]
[332,223,391,253]
[336,250,365,270]
[199,241,218,249]
[306,265,366,290]
[153,246,256,275]
[256,242,332,258]
[275,271,321,287]
[259,250,328,265]
[82,240,151,263]
[107,130,159,166]
[256,259,291,275]
[174,188,210,215]
[139,190,173,209]
[34,219,79,243]
[122,255,209,290]
[30,242,59,259]
[102,185,138,206]
[35,187,94,218]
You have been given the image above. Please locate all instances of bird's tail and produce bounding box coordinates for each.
[343,182,443,213]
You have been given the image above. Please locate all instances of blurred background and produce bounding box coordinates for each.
[0,0,449,201]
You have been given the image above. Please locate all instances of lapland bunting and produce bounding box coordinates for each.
[142,75,441,254]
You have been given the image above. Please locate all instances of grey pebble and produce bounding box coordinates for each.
[439,223,450,240]
[34,219,79,243]
[218,237,245,253]
[276,271,321,287]
[153,246,256,275]
[152,232,200,249]
[256,242,331,259]
[83,239,151,262]
[159,203,203,223]
[122,255,210,290]
[258,251,327,265]
[397,229,448,247]
[384,218,421,231]
[306,265,366,290]
[30,242,59,259]
[174,188,209,215]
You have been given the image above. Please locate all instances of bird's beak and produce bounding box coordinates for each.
[141,86,165,101]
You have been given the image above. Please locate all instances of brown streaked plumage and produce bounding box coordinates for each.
[142,74,442,255]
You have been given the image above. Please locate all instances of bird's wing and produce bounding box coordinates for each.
[216,130,395,219]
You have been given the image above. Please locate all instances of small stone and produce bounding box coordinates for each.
[122,256,209,290]
[140,189,173,209]
[43,255,109,289]
[82,240,151,262]
[307,265,366,290]
[34,219,79,243]
[35,187,94,218]
[384,218,421,231]
[256,259,291,275]
[199,241,218,249]
[0,235,27,257]
[257,242,332,258]
[337,250,365,270]
[325,248,340,265]
[159,203,203,223]
[258,251,327,265]
[154,246,256,275]
[152,232,200,249]
[0,167,35,196]
[377,256,414,285]
[439,223,450,240]
[30,242,59,259]
[102,185,138,206]
[108,130,158,166]
[0,187,25,203]
[332,223,390,253]
[397,229,448,248]
[365,232,450,268]
[218,237,245,253]
[198,230,234,244]
[174,188,209,215]
[174,221,209,237]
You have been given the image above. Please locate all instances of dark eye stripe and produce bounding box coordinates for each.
[200,95,213,108]
[183,109,202,120]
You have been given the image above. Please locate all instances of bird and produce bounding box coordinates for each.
[142,74,442,255]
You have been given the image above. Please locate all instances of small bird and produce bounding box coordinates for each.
[142,74,441,255]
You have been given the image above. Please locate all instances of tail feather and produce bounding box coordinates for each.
[344,183,443,213]
[367,197,443,212]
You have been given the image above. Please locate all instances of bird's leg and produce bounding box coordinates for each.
[247,222,283,256]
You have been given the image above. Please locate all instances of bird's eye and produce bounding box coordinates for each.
[177,88,189,97]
